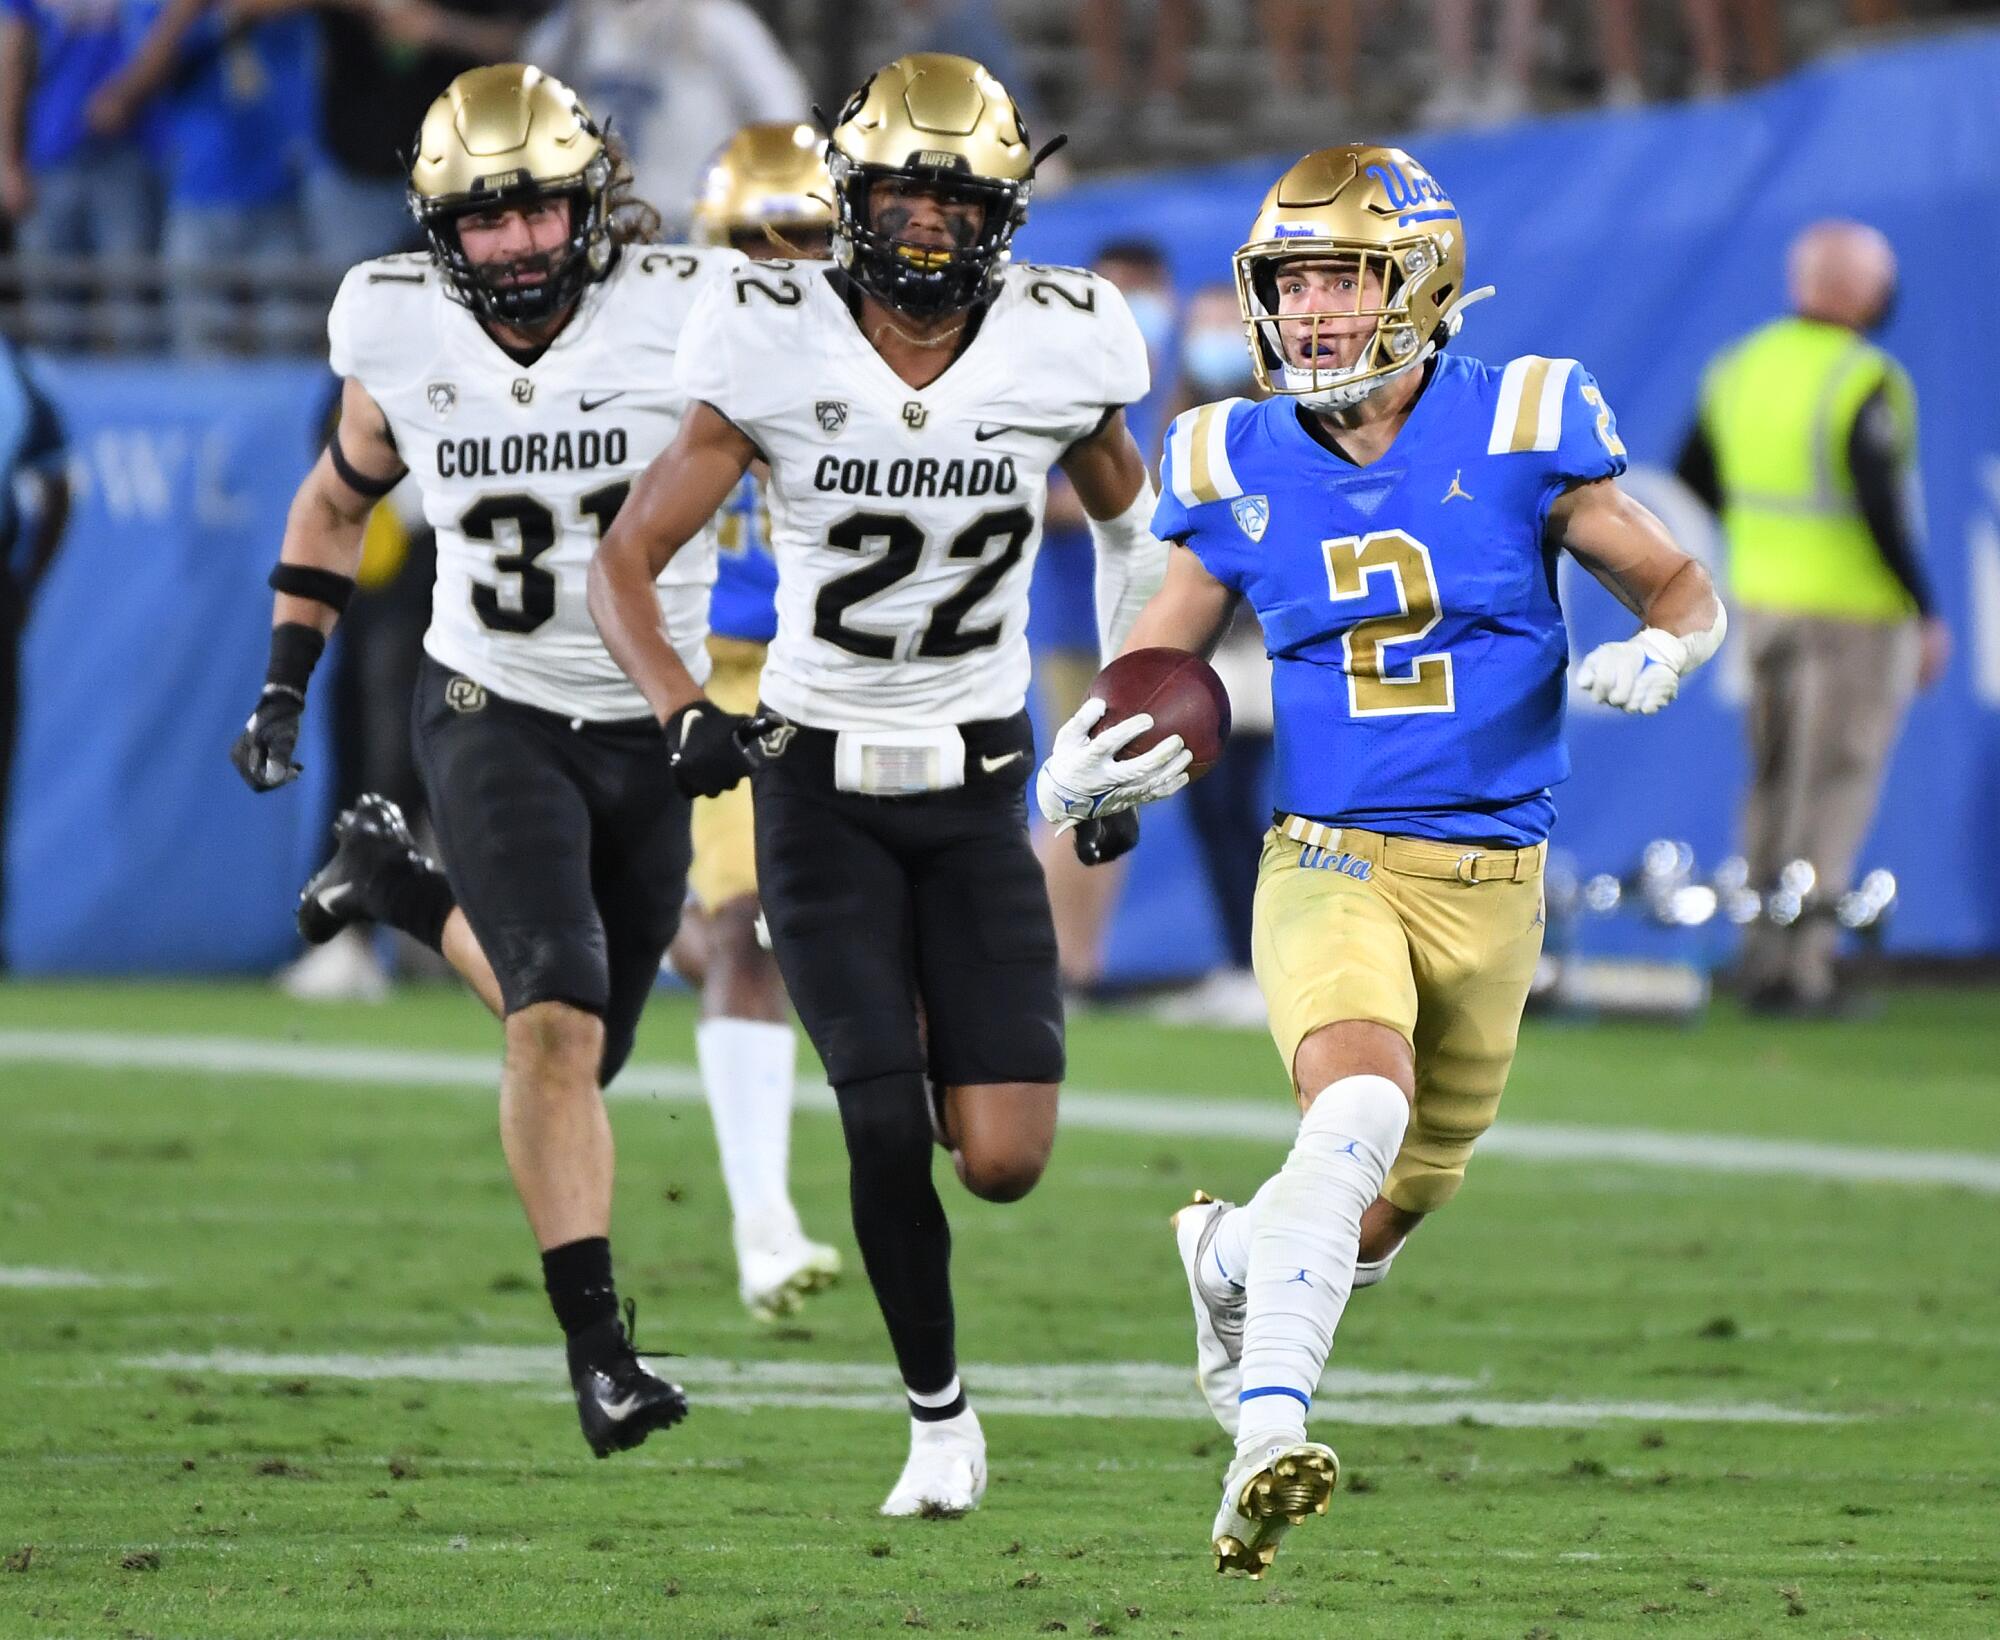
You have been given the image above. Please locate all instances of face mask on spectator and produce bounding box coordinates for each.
[1124,288,1177,358]
[1183,326,1249,392]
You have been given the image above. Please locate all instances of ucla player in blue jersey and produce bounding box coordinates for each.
[675,123,842,1320]
[1035,145,1726,1575]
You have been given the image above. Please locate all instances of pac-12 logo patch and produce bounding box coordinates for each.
[445,675,487,713]
[815,400,848,435]
[1231,494,1270,542]
[427,382,457,417]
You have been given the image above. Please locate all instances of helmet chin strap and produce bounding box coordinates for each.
[1440,284,1496,335]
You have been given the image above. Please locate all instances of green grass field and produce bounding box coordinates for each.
[2,979,1997,1639]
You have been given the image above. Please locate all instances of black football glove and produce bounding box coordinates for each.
[230,685,306,792]
[1073,808,1140,866]
[665,701,786,799]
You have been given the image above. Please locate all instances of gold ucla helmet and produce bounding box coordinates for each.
[826,53,1052,316]
[694,121,834,256]
[1234,145,1493,410]
[408,64,614,327]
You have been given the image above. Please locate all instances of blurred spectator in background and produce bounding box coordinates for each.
[0,334,66,966]
[891,0,1024,94]
[1680,220,1946,1017]
[1680,0,1782,95]
[1154,282,1273,1026]
[527,0,806,232]
[1075,0,1195,151]
[87,0,314,350]
[253,0,546,269]
[1257,0,1370,135]
[1420,0,1538,127]
[0,0,157,346]
[1032,237,1178,991]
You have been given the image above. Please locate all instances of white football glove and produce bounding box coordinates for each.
[1576,628,1692,716]
[1035,696,1192,827]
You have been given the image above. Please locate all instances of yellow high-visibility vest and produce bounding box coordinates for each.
[1699,316,1917,621]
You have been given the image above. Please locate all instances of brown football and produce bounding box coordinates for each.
[1086,648,1232,780]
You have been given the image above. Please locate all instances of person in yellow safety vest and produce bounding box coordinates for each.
[1676,220,1949,1016]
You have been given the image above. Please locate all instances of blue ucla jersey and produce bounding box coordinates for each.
[1154,353,1628,846]
[710,472,779,644]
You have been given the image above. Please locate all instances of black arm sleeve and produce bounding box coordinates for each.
[1847,385,1933,616]
[1675,421,1722,512]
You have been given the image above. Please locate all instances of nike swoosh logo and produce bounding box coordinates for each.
[580,391,626,412]
[314,883,352,912]
[597,1391,645,1421]
[973,425,1013,441]
[980,751,1024,773]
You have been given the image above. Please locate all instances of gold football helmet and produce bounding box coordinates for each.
[826,53,1053,316]
[408,63,613,327]
[1233,145,1493,410]
[693,121,834,258]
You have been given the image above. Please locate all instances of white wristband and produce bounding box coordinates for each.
[1090,476,1168,661]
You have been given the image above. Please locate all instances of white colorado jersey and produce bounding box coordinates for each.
[328,244,742,719]
[676,260,1149,730]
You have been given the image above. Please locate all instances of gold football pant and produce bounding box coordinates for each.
[686,637,766,913]
[1251,819,1546,1214]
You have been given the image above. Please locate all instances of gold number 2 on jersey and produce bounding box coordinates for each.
[1321,530,1455,716]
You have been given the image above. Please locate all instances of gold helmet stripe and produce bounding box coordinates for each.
[1488,355,1576,454]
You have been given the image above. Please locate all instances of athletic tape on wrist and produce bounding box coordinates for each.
[264,621,327,695]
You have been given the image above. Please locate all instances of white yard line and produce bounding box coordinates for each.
[0,1265,150,1289]
[125,1347,1849,1427]
[6,1025,1998,1193]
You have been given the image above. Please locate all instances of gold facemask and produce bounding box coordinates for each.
[1233,146,1490,410]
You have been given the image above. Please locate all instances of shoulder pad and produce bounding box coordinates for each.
[1486,355,1580,455]
[1164,397,1251,507]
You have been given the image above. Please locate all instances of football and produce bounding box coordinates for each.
[1086,647,1232,779]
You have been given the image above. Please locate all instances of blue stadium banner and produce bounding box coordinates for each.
[1024,31,2000,963]
[7,361,336,973]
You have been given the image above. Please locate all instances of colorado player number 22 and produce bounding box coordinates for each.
[815,505,1036,660]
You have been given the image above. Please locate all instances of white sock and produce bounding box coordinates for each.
[1201,1181,1274,1299]
[1352,1249,1398,1289]
[1235,1075,1409,1455]
[695,1017,801,1240]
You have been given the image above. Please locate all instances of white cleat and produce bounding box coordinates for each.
[1172,1191,1245,1434]
[276,927,390,1003]
[1211,1440,1339,1578]
[735,1226,842,1322]
[880,1409,987,1518]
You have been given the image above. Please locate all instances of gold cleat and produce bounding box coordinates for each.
[739,1236,843,1322]
[1211,1441,1340,1578]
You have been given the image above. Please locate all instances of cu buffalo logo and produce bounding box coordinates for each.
[445,676,487,713]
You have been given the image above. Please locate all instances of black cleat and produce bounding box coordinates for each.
[566,1301,689,1458]
[296,794,435,946]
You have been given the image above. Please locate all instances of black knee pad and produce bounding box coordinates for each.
[832,1072,936,1179]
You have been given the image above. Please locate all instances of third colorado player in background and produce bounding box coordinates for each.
[589,55,1175,1515]
[675,122,845,1322]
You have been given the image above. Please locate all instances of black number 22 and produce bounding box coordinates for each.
[814,506,1036,660]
